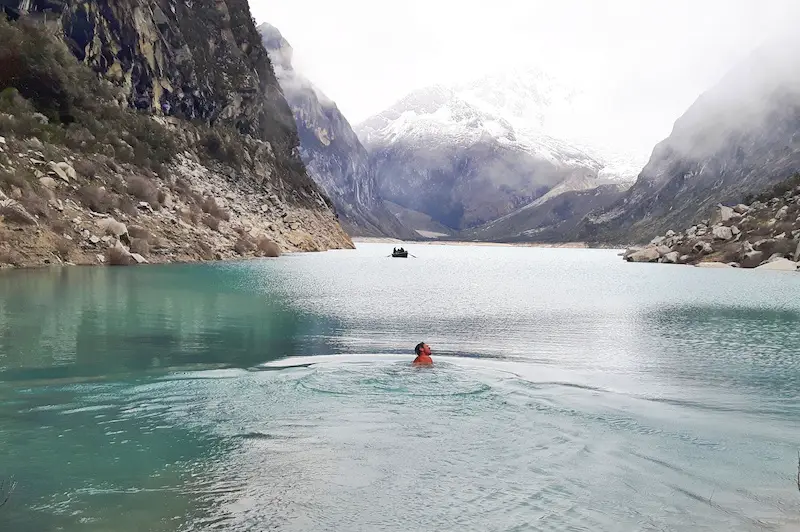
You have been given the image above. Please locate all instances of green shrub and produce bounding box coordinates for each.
[0,169,27,192]
[0,18,178,168]
[200,129,244,167]
[201,214,220,231]
[745,173,800,204]
[129,238,149,256]
[77,184,114,213]
[125,175,158,206]
[234,237,255,255]
[0,17,110,123]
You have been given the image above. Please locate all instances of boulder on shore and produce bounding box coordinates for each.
[711,226,733,241]
[626,247,660,263]
[662,251,680,264]
[755,258,798,271]
[711,204,734,224]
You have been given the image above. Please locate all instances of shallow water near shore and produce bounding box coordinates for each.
[0,243,799,531]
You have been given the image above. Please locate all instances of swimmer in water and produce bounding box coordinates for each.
[412,342,433,366]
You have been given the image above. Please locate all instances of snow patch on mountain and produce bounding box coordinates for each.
[358,68,642,184]
[357,84,603,173]
[451,68,642,182]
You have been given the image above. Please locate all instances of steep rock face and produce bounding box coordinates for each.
[581,35,800,244]
[258,22,414,239]
[2,0,339,212]
[0,0,354,263]
[357,85,610,231]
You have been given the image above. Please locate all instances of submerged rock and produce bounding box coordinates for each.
[695,262,732,268]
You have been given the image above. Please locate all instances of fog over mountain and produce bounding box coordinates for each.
[249,0,800,242]
[251,0,800,169]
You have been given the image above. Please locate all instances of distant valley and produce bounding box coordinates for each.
[261,21,800,248]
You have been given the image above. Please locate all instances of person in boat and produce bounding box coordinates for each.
[412,342,433,366]
[393,247,397,254]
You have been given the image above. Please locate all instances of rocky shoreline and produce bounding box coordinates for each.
[623,182,800,272]
[0,134,354,269]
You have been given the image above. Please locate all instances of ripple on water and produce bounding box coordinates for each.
[295,361,492,398]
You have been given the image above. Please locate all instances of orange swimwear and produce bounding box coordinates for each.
[412,354,433,366]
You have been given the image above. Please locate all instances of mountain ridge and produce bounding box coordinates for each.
[0,1,353,268]
[355,78,633,237]
[259,22,415,239]
[579,32,800,245]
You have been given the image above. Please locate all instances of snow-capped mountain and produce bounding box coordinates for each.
[357,85,612,230]
[452,68,644,182]
[258,23,415,239]
[356,72,635,234]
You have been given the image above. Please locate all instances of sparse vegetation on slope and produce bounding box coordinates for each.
[0,16,352,268]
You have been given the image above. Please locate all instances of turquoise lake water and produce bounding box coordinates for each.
[0,242,799,531]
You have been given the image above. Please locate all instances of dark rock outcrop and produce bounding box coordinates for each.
[582,33,800,244]
[258,22,414,239]
[1,0,335,213]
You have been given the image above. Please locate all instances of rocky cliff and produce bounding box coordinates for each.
[258,22,414,239]
[581,34,800,245]
[0,2,352,267]
[623,174,800,271]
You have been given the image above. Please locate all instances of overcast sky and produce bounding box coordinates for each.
[250,0,800,162]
